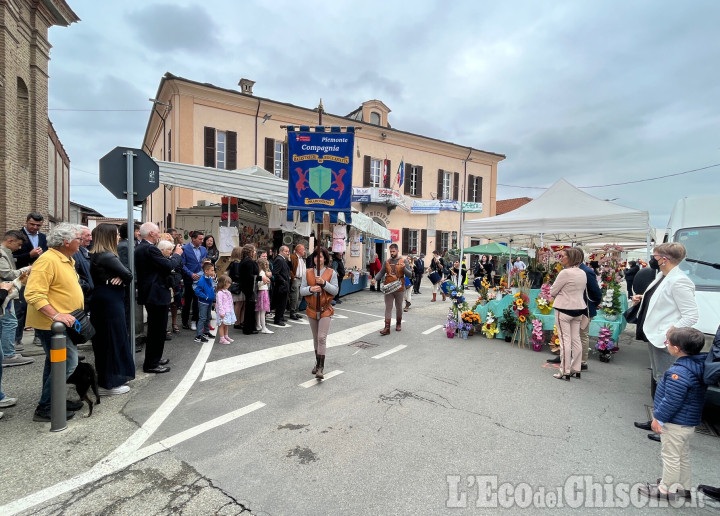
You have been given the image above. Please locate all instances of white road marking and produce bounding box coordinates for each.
[103,339,215,463]
[332,313,349,319]
[372,345,407,359]
[287,318,309,325]
[335,308,385,318]
[299,370,343,387]
[201,319,387,381]
[0,401,264,516]
[422,325,443,335]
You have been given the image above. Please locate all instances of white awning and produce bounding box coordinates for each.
[157,160,390,241]
[157,161,289,206]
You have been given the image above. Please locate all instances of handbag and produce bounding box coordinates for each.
[229,282,242,295]
[66,309,96,345]
[623,302,640,324]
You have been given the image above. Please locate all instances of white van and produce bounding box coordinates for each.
[663,195,720,335]
[649,195,720,406]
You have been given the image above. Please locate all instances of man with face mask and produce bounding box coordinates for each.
[632,259,659,297]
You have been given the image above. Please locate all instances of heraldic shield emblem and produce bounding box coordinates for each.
[308,165,332,197]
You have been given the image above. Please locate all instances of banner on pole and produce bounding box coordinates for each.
[286,127,354,223]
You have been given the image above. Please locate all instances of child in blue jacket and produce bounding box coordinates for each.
[639,327,707,502]
[193,262,216,343]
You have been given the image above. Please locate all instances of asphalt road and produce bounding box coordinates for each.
[1,286,718,515]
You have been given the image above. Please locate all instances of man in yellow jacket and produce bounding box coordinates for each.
[25,223,85,422]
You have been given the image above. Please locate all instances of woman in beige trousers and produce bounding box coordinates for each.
[550,247,588,380]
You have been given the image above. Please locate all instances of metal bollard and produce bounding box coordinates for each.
[50,321,68,432]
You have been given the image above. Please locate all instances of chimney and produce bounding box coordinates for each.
[238,78,255,95]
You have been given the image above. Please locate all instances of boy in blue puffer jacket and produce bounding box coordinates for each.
[639,327,707,502]
[193,262,216,343]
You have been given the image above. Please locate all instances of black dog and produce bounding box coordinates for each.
[66,362,100,417]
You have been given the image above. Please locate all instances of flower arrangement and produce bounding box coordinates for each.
[595,325,618,362]
[511,292,531,323]
[535,283,553,314]
[482,310,499,339]
[499,306,517,340]
[531,319,544,351]
[461,311,481,326]
[549,325,561,353]
[477,277,491,300]
[444,314,458,338]
[545,261,563,284]
[600,286,621,316]
[510,292,532,348]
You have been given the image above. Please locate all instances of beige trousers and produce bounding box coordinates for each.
[660,422,695,493]
[581,321,590,365]
[555,311,582,374]
[308,316,331,355]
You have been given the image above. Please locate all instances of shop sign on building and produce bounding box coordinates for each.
[351,187,371,202]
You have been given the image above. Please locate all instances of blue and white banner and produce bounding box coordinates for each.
[286,127,354,223]
[410,199,483,214]
[351,187,371,203]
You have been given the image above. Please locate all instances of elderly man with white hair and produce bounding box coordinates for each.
[25,223,85,422]
[135,222,183,374]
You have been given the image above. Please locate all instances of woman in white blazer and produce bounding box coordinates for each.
[632,243,698,349]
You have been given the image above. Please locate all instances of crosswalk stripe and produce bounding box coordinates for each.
[372,345,407,359]
[299,370,344,388]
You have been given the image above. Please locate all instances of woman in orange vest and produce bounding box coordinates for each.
[300,246,338,379]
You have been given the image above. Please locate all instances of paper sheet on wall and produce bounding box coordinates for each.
[219,226,239,253]
[332,225,347,253]
[349,228,361,257]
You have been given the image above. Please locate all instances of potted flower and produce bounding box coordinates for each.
[461,310,481,336]
[444,315,458,339]
[535,283,553,315]
[459,321,473,339]
[595,325,618,362]
[499,306,516,342]
[531,319,544,352]
[600,287,621,321]
[481,310,499,339]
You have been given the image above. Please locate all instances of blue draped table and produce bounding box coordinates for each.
[473,289,628,341]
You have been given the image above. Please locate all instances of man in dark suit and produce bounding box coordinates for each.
[625,260,640,298]
[413,253,425,294]
[72,226,94,309]
[13,212,48,348]
[272,245,291,326]
[135,222,182,374]
[181,230,207,330]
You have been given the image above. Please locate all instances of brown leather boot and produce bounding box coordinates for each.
[396,317,402,331]
[315,355,325,379]
[432,293,437,302]
[441,292,447,301]
[312,353,319,375]
[379,319,391,336]
[403,301,410,312]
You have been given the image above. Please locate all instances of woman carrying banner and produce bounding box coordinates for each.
[300,247,338,379]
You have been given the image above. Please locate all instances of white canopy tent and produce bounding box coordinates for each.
[157,161,390,241]
[462,178,653,246]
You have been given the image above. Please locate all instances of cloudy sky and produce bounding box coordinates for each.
[49,0,719,228]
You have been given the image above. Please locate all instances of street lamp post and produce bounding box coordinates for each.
[457,153,472,287]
